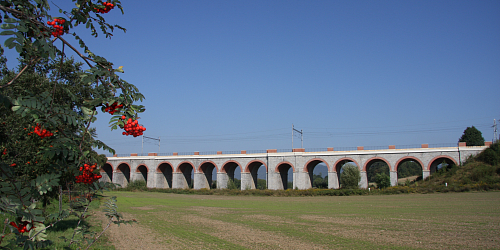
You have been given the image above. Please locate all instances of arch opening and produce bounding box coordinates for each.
[100,163,113,183]
[366,159,389,188]
[178,163,194,189]
[157,163,173,188]
[306,160,328,189]
[223,162,241,189]
[247,161,266,190]
[117,163,130,188]
[277,163,293,190]
[199,162,217,189]
[335,160,358,188]
[396,159,423,185]
[430,157,456,175]
[137,165,148,183]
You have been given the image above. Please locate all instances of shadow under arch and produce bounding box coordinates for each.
[136,165,148,183]
[245,160,267,189]
[117,163,131,188]
[429,156,457,174]
[304,158,329,189]
[157,162,173,188]
[100,163,113,183]
[276,162,294,190]
[221,161,242,182]
[198,161,218,189]
[177,162,194,189]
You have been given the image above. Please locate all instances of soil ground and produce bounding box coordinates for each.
[97,191,500,249]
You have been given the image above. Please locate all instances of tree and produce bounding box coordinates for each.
[375,173,391,189]
[366,161,389,182]
[0,0,143,248]
[459,126,485,146]
[340,164,361,189]
[312,173,328,188]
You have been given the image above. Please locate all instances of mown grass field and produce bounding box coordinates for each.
[101,191,500,250]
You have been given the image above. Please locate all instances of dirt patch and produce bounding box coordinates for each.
[182,214,326,250]
[94,211,189,250]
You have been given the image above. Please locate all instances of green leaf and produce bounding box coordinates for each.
[1,24,16,30]
[0,30,16,36]
[3,18,17,23]
[16,24,27,32]
[4,37,16,48]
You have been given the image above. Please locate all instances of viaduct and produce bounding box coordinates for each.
[101,142,489,190]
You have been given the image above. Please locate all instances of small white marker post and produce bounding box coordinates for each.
[445,183,448,187]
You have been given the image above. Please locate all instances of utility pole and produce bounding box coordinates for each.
[292,124,303,148]
[494,119,498,143]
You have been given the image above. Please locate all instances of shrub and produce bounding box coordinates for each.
[126,180,148,191]
[340,164,361,189]
[227,178,240,190]
[375,172,391,189]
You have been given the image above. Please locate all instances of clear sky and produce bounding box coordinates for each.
[3,0,500,155]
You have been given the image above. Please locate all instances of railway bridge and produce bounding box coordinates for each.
[101,142,489,190]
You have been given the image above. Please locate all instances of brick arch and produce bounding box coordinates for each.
[136,164,149,172]
[333,158,360,172]
[427,155,457,171]
[394,157,425,172]
[303,158,330,172]
[100,162,114,172]
[363,157,391,171]
[198,161,218,173]
[221,160,242,173]
[245,160,268,173]
[156,161,174,172]
[116,162,131,172]
[275,161,295,173]
[176,161,195,173]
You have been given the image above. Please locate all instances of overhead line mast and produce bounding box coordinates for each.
[292,124,303,149]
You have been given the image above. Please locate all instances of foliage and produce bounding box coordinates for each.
[375,172,391,189]
[340,164,360,189]
[366,161,389,182]
[459,126,485,146]
[227,178,240,190]
[256,179,266,190]
[397,161,422,178]
[123,180,147,191]
[476,141,500,166]
[0,0,141,248]
[312,173,328,189]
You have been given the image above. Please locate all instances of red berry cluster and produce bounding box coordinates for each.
[121,116,146,137]
[10,221,34,234]
[46,18,65,37]
[103,102,123,115]
[75,163,102,184]
[28,124,53,138]
[94,2,115,13]
[2,148,6,155]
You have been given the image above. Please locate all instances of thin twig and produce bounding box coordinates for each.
[85,216,114,250]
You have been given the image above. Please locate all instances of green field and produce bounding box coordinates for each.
[100,191,500,249]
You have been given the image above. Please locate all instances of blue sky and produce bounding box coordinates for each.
[3,0,500,155]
